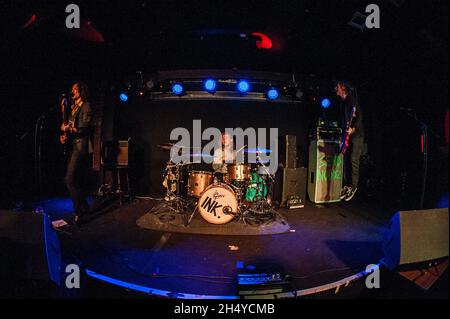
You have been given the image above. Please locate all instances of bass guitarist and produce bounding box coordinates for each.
[335,81,364,201]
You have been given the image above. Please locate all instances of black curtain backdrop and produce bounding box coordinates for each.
[116,98,312,195]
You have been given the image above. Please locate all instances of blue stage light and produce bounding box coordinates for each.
[237,80,250,93]
[267,88,279,100]
[204,79,217,92]
[119,93,128,102]
[321,98,331,108]
[172,83,184,95]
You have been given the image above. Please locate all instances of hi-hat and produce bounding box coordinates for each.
[157,143,202,151]
[157,143,175,150]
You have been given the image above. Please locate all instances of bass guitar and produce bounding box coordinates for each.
[340,106,356,154]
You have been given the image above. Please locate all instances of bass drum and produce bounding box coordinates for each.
[197,183,238,224]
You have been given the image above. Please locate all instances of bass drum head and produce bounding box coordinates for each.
[197,183,237,224]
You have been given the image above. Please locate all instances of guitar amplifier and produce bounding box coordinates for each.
[101,138,130,166]
[314,126,342,142]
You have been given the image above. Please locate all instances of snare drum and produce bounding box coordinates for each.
[187,171,213,197]
[198,183,238,224]
[227,164,251,182]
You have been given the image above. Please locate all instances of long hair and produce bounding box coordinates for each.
[73,81,90,103]
[336,81,356,97]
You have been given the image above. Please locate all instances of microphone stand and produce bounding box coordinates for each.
[33,101,60,202]
[34,113,47,201]
[402,108,440,209]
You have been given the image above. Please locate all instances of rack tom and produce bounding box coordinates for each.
[187,171,213,197]
[227,164,251,182]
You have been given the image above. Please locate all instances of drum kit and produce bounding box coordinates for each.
[158,143,276,225]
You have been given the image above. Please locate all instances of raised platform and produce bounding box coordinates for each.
[136,200,291,235]
[34,196,397,298]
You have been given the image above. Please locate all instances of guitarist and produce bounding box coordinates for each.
[60,82,93,224]
[335,81,364,201]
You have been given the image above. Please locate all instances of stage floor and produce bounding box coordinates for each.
[38,195,401,298]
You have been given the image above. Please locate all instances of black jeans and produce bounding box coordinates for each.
[65,141,90,217]
[344,135,364,188]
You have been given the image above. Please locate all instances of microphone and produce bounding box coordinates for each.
[59,93,69,107]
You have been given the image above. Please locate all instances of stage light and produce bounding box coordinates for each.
[266,88,279,100]
[237,80,250,93]
[204,79,217,92]
[321,98,331,108]
[145,80,155,90]
[172,83,184,95]
[251,32,273,49]
[119,93,128,102]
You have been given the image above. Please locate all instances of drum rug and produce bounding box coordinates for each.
[136,201,291,235]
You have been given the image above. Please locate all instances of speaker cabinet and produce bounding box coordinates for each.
[279,135,297,168]
[383,208,449,270]
[0,211,61,285]
[274,167,307,207]
[307,140,343,203]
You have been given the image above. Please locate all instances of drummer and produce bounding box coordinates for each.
[212,132,236,175]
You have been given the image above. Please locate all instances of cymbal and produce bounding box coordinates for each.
[244,147,272,154]
[157,143,202,151]
[157,143,174,150]
[181,153,214,158]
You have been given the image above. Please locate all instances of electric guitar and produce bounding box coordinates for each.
[340,106,356,154]
[59,97,73,155]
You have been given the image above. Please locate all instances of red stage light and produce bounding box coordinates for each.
[22,14,37,29]
[251,32,273,49]
[68,19,105,43]
[421,134,425,154]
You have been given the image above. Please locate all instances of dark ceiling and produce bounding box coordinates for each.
[2,0,448,75]
[0,1,448,118]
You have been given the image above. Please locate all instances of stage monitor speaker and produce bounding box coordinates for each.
[307,140,343,203]
[277,167,307,207]
[278,135,297,168]
[0,211,61,285]
[382,208,449,270]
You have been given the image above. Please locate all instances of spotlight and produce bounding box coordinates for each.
[171,83,184,95]
[204,79,217,92]
[237,80,250,93]
[321,98,331,108]
[266,88,279,100]
[119,93,128,102]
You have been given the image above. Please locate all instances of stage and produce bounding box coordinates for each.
[33,195,397,298]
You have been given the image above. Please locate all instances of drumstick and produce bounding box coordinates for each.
[236,144,247,153]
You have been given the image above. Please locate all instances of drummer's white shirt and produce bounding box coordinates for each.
[213,147,235,173]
